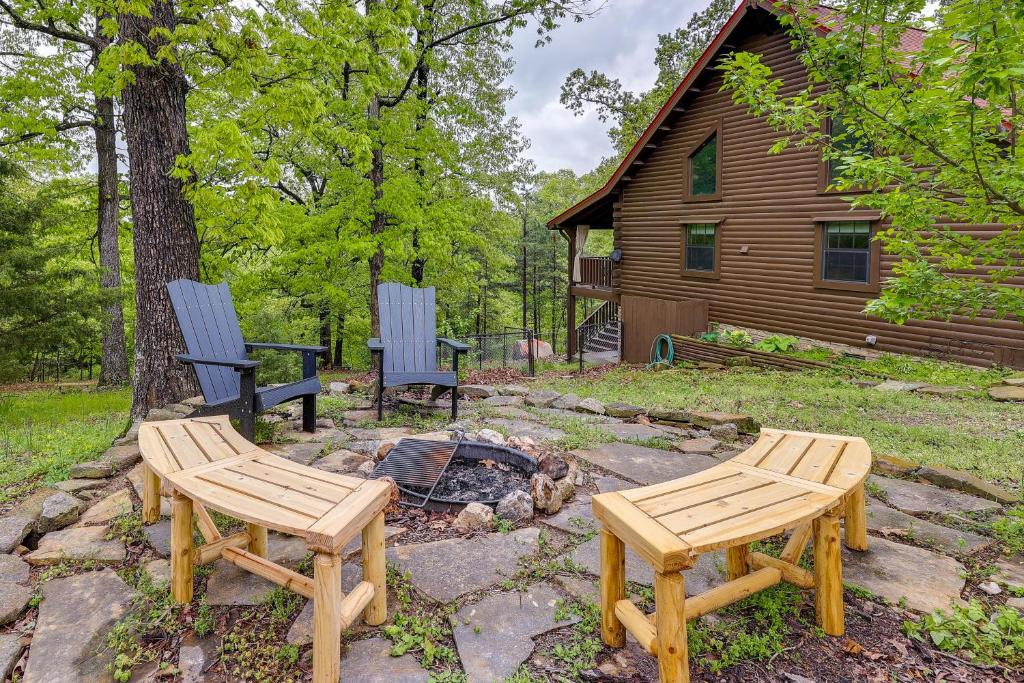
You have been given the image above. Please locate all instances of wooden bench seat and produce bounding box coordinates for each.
[140,416,391,683]
[593,429,871,683]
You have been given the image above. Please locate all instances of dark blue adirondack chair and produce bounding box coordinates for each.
[167,279,327,441]
[368,283,469,420]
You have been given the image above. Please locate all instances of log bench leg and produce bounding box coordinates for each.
[142,463,161,524]
[313,552,342,683]
[247,523,269,559]
[813,509,844,636]
[654,571,688,683]
[600,528,626,648]
[362,511,387,626]
[844,483,869,552]
[170,491,194,604]
[726,544,749,581]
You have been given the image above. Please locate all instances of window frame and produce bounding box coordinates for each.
[817,113,872,195]
[811,214,881,292]
[684,119,723,202]
[680,219,723,279]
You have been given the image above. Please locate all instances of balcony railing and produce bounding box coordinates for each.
[577,256,613,289]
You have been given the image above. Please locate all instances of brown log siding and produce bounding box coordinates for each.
[612,27,1024,367]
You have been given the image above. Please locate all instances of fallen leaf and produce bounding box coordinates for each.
[842,638,865,655]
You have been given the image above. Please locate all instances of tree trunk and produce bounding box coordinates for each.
[521,214,528,331]
[334,313,345,369]
[94,87,129,387]
[319,308,333,368]
[368,138,385,340]
[119,0,200,417]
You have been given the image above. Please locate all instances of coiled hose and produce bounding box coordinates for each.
[647,334,674,370]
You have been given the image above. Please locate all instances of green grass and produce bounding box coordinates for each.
[537,364,1024,484]
[0,387,131,501]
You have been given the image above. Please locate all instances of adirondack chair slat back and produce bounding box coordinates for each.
[378,283,437,374]
[167,280,247,404]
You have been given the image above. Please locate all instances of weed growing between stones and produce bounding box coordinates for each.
[499,529,580,592]
[106,512,145,545]
[990,505,1024,554]
[106,568,186,682]
[904,601,1024,668]
[550,598,602,678]
[219,587,305,682]
[383,562,463,678]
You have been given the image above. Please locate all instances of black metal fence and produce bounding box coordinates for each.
[437,328,537,376]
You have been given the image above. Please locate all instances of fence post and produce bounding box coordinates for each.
[578,327,584,374]
[527,330,536,377]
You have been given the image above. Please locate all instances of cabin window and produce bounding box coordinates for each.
[821,221,871,284]
[689,132,718,196]
[826,114,872,185]
[684,223,717,273]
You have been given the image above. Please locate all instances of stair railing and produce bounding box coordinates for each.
[576,300,621,372]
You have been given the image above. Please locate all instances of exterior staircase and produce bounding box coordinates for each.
[577,300,621,359]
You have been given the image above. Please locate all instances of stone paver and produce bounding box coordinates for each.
[484,395,524,407]
[144,519,172,557]
[451,583,578,683]
[23,570,132,683]
[605,402,645,418]
[0,489,54,553]
[341,638,429,683]
[534,408,621,424]
[594,475,633,494]
[916,465,1018,504]
[678,437,720,455]
[79,489,133,525]
[543,494,597,535]
[38,491,82,533]
[842,537,965,613]
[267,441,324,465]
[386,528,540,603]
[0,582,31,625]
[989,385,1024,401]
[205,534,309,605]
[286,564,365,645]
[572,443,718,485]
[874,380,926,393]
[0,554,29,585]
[864,499,993,554]
[69,461,113,479]
[0,633,21,681]
[178,634,219,683]
[53,478,107,494]
[568,534,653,585]
[27,526,126,566]
[485,418,566,442]
[601,423,671,442]
[341,525,406,559]
[690,411,759,434]
[143,558,171,586]
[868,475,1002,516]
[993,555,1024,591]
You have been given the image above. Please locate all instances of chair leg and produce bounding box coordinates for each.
[726,544,750,581]
[247,523,268,559]
[599,528,626,647]
[170,491,194,604]
[313,552,342,683]
[362,511,387,626]
[142,463,161,524]
[844,483,869,551]
[302,394,316,433]
[654,571,689,683]
[813,509,844,636]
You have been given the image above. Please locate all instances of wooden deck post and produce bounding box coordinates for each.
[813,509,844,636]
[361,511,387,626]
[142,463,162,524]
[313,553,342,683]
[599,528,626,647]
[844,483,869,551]
[566,226,577,360]
[170,491,194,604]
[247,523,269,559]
[654,571,688,683]
[726,544,749,581]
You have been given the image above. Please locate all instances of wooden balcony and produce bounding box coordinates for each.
[572,256,617,302]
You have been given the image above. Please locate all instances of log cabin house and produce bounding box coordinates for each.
[548,0,1024,368]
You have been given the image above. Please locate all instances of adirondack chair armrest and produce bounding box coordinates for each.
[367,338,384,352]
[437,338,470,353]
[177,354,261,371]
[244,343,328,353]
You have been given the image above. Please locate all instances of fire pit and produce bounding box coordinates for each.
[373,437,538,512]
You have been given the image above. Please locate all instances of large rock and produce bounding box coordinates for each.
[916,465,1017,504]
[0,489,55,552]
[78,489,133,525]
[37,491,81,533]
[0,555,29,585]
[69,460,114,479]
[530,473,562,515]
[23,570,132,683]
[690,411,760,434]
[867,475,1002,516]
[496,490,534,524]
[0,582,31,625]
[572,443,718,486]
[605,402,645,418]
[451,583,578,683]
[102,444,142,472]
[538,454,569,480]
[498,385,530,397]
[0,634,22,681]
[842,537,965,613]
[484,419,565,443]
[989,385,1024,401]
[551,393,581,411]
[461,385,496,399]
[576,397,606,415]
[340,638,428,683]
[328,381,351,396]
[524,390,560,408]
[678,437,721,455]
[872,454,920,477]
[874,380,927,393]
[454,502,495,532]
[649,407,691,424]
[315,449,373,474]
[602,423,672,442]
[53,478,106,494]
[385,528,540,602]
[864,499,993,554]
[27,526,126,566]
[483,395,524,407]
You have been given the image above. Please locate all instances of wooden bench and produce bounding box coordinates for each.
[593,428,871,683]
[139,416,391,683]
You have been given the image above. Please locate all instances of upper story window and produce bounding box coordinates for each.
[821,221,871,283]
[826,113,872,186]
[686,121,722,201]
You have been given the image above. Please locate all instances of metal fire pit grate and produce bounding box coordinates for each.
[371,434,464,508]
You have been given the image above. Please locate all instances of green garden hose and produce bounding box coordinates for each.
[647,334,674,370]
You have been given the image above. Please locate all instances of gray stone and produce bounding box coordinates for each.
[461,385,497,399]
[538,454,569,479]
[690,411,760,434]
[993,555,1024,590]
[144,407,180,422]
[23,570,132,683]
[605,402,646,418]
[577,397,606,415]
[534,407,622,424]
[328,381,351,395]
[286,565,369,646]
[916,465,1018,504]
[315,449,373,474]
[498,385,530,396]
[916,385,968,397]
[595,476,633,494]
[341,525,406,559]
[864,499,993,553]
[868,475,1002,516]
[451,583,578,683]
[38,492,81,533]
[0,634,22,681]
[649,407,691,424]
[454,502,495,531]
[205,534,309,605]
[268,441,324,465]
[54,478,107,495]
[552,393,581,411]
[79,489,133,525]
[143,558,171,586]
[602,423,671,442]
[114,419,142,446]
[102,444,142,471]
[347,440,383,458]
[989,385,1024,401]
[0,489,55,552]
[572,443,718,486]
[385,528,541,602]
[485,418,566,443]
[530,473,562,514]
[341,637,429,683]
[483,395,524,407]
[524,390,560,408]
[568,537,726,594]
[979,581,1001,595]
[496,490,534,524]
[1008,597,1024,611]
[178,634,218,683]
[709,423,739,441]
[27,526,126,566]
[489,406,533,420]
[841,537,965,613]
[872,454,921,477]
[874,380,927,393]
[543,494,597,536]
[144,519,172,557]
[0,554,29,585]
[0,582,31,625]
[678,437,721,455]
[69,460,114,479]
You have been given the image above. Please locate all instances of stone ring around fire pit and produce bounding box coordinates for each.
[388,440,538,512]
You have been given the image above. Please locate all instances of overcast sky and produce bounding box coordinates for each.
[507,0,710,174]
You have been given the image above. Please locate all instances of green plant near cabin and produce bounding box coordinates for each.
[719,330,753,347]
[754,335,799,353]
[990,506,1024,555]
[903,601,1024,666]
[550,599,603,677]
